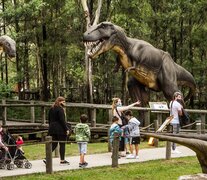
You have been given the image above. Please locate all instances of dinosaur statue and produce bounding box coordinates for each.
[83,22,196,106]
[141,132,207,173]
[0,35,16,58]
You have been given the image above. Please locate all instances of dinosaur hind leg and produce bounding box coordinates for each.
[127,77,150,126]
[127,77,149,106]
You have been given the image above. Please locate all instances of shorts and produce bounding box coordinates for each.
[77,142,87,154]
[129,137,140,145]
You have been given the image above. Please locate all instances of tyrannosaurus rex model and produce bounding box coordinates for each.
[0,35,16,58]
[83,22,196,105]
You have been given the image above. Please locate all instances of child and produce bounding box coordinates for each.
[124,110,140,159]
[16,135,24,154]
[109,116,123,156]
[74,114,91,168]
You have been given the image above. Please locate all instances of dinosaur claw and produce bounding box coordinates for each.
[125,67,136,73]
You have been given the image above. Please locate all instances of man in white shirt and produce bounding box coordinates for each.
[169,91,183,153]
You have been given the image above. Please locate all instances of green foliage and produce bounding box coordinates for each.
[0,81,13,98]
[0,0,206,107]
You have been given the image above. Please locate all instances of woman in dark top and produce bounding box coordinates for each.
[44,96,70,165]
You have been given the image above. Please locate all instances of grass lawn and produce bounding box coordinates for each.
[2,157,200,180]
[1,141,201,180]
[22,140,166,160]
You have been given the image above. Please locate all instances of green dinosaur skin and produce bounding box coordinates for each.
[0,35,16,58]
[83,22,196,105]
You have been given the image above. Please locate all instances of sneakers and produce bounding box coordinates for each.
[172,149,181,154]
[126,154,136,159]
[60,160,70,165]
[43,159,46,164]
[79,162,88,168]
[135,155,139,159]
[119,152,126,157]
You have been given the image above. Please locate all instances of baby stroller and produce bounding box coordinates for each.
[0,130,32,170]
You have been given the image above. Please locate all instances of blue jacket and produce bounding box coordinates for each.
[109,123,123,143]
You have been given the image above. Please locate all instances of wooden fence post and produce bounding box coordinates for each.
[45,136,53,174]
[2,99,7,126]
[41,105,46,124]
[108,109,112,152]
[200,114,206,134]
[91,108,96,127]
[144,111,150,131]
[30,101,35,123]
[196,120,201,134]
[166,125,172,160]
[108,127,111,152]
[112,132,119,168]
[153,120,159,147]
[157,113,162,127]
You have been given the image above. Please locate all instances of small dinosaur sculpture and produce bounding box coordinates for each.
[83,22,196,105]
[0,35,16,58]
[141,132,207,173]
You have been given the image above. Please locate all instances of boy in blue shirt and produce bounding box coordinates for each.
[109,116,123,155]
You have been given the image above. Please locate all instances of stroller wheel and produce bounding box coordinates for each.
[0,163,6,169]
[6,163,14,170]
[24,162,32,169]
[16,163,24,168]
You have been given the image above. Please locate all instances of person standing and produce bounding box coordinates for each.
[124,110,140,159]
[109,116,123,157]
[74,114,91,168]
[44,96,70,165]
[169,91,183,154]
[111,98,140,156]
[0,125,8,152]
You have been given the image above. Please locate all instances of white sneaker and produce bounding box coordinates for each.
[126,154,136,159]
[135,155,139,159]
[172,149,181,154]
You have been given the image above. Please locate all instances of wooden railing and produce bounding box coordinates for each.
[0,99,206,133]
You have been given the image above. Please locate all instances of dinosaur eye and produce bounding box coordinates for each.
[100,23,106,28]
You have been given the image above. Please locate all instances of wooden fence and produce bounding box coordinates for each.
[0,99,207,133]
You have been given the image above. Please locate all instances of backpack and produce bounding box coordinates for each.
[179,109,190,127]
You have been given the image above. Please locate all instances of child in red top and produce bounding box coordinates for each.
[16,135,24,153]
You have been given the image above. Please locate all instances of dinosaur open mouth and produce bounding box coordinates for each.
[84,39,104,57]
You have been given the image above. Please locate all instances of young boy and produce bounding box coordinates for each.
[74,114,91,168]
[109,116,123,145]
[124,110,140,159]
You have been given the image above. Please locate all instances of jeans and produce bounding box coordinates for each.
[171,124,180,150]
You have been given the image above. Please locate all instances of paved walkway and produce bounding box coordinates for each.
[0,146,196,178]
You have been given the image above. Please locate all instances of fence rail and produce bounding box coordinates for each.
[0,99,207,133]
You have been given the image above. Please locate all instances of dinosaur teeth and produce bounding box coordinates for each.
[84,40,104,56]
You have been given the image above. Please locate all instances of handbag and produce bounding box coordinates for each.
[115,108,128,125]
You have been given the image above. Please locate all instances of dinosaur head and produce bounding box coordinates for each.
[0,35,16,58]
[83,22,125,59]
